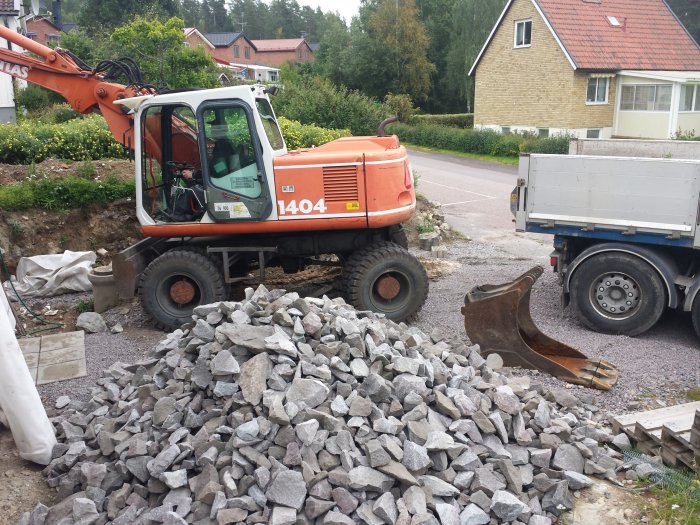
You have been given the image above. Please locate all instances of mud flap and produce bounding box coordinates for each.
[461,266,619,390]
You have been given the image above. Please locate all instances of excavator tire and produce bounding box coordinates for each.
[344,241,428,322]
[139,249,227,331]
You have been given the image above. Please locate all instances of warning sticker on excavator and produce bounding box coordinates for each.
[346,201,360,211]
[214,202,251,218]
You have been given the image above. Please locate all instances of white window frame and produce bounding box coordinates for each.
[620,84,673,112]
[586,77,609,105]
[679,84,700,112]
[514,19,532,48]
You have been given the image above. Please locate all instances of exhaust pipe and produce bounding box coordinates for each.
[377,117,398,137]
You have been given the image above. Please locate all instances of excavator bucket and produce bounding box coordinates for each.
[461,266,619,390]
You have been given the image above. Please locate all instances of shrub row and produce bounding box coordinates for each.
[0,175,135,211]
[0,115,126,164]
[410,114,474,128]
[279,117,351,150]
[388,123,570,157]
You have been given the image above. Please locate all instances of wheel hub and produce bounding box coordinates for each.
[376,275,401,300]
[593,273,640,315]
[170,279,196,304]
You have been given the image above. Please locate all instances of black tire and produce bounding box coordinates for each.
[344,242,428,322]
[139,249,227,331]
[691,294,700,341]
[569,253,665,336]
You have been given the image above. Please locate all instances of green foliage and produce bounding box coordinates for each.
[674,129,700,141]
[0,115,125,164]
[274,72,389,136]
[16,85,50,113]
[389,123,570,157]
[109,17,220,89]
[278,117,351,150]
[0,174,135,211]
[76,298,94,314]
[416,216,434,234]
[411,114,474,128]
[8,220,23,240]
[384,93,417,123]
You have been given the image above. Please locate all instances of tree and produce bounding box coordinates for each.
[76,0,179,34]
[350,0,435,102]
[109,17,219,89]
[445,0,506,112]
[666,0,700,44]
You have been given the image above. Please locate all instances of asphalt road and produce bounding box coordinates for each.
[408,147,700,413]
[409,149,550,259]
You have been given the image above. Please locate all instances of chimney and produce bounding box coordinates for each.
[52,0,62,30]
[300,31,307,40]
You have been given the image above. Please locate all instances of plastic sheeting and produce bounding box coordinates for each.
[0,287,56,465]
[4,250,96,299]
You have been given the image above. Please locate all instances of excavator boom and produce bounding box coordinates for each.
[0,25,148,148]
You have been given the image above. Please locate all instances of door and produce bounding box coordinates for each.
[198,102,273,222]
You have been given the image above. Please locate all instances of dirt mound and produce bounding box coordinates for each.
[0,159,133,185]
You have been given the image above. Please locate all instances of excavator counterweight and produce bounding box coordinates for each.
[461,266,619,390]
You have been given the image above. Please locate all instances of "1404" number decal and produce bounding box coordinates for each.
[277,199,328,215]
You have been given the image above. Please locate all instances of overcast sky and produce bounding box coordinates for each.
[291,0,362,23]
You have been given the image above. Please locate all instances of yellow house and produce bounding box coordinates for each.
[469,0,700,139]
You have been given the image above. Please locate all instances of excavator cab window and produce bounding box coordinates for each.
[198,102,272,222]
[140,104,203,223]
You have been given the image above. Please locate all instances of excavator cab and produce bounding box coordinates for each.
[133,86,283,227]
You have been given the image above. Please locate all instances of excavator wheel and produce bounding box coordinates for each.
[344,241,428,322]
[139,249,227,331]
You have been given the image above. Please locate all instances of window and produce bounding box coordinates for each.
[538,128,549,138]
[202,106,261,199]
[269,72,278,81]
[26,32,37,40]
[680,85,700,112]
[515,20,532,47]
[586,77,609,104]
[256,99,285,150]
[234,45,239,58]
[620,84,672,111]
[501,126,512,134]
[245,46,250,59]
[587,129,601,139]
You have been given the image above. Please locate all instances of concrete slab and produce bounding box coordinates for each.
[40,331,84,352]
[38,345,85,367]
[36,359,87,385]
[18,337,40,354]
[23,353,39,368]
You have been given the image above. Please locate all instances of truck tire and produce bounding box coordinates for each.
[344,242,428,322]
[691,295,700,341]
[569,253,665,336]
[139,249,227,331]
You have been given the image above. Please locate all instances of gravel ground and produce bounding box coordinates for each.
[413,239,700,417]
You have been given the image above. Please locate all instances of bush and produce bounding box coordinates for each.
[388,123,570,157]
[15,85,50,113]
[0,174,135,211]
[279,117,351,150]
[274,73,389,136]
[0,115,125,164]
[410,114,474,128]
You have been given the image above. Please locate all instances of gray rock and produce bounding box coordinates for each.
[332,487,359,515]
[485,353,504,370]
[265,470,307,511]
[459,504,490,525]
[418,475,459,497]
[270,506,297,525]
[76,312,108,333]
[563,470,594,490]
[210,350,239,375]
[295,419,319,446]
[238,352,272,405]
[324,511,356,525]
[490,490,529,521]
[552,444,584,473]
[373,492,398,524]
[402,441,432,472]
[348,466,395,492]
[403,485,427,515]
[286,378,330,409]
[435,503,460,525]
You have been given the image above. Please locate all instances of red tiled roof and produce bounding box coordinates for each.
[252,38,307,52]
[535,0,700,70]
[0,0,17,14]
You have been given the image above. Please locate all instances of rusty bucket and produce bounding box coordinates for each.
[461,266,619,390]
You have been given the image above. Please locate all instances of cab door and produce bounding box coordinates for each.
[198,102,273,222]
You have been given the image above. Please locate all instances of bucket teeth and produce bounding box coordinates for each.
[462,266,619,391]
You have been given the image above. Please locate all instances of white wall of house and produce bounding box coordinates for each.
[475,124,613,139]
[0,4,21,123]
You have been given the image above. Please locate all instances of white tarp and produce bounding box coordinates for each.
[0,287,56,465]
[3,250,96,299]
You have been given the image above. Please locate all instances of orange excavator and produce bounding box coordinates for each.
[0,26,428,329]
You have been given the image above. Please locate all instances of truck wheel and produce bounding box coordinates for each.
[139,249,227,331]
[691,295,700,341]
[344,242,428,322]
[569,253,665,336]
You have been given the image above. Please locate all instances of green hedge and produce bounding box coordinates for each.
[0,175,135,211]
[0,115,125,164]
[410,114,474,128]
[279,117,351,150]
[388,123,570,157]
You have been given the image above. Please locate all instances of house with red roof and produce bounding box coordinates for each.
[469,0,700,139]
[251,38,314,67]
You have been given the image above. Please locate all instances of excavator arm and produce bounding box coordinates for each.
[0,25,151,148]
